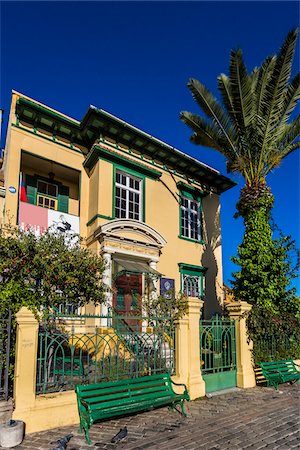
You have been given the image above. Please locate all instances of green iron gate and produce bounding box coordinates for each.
[200,314,236,393]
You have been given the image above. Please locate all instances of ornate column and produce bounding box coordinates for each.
[226,301,256,388]
[100,252,113,327]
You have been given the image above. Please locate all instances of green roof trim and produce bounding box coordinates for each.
[177,181,207,197]
[84,145,162,179]
[178,263,208,275]
[15,97,236,193]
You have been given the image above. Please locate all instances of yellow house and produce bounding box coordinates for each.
[0,91,235,318]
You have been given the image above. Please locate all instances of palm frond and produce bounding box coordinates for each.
[260,29,298,150]
[180,111,232,154]
[186,79,237,153]
[229,49,254,129]
[255,56,276,121]
[279,72,300,125]
[264,141,300,175]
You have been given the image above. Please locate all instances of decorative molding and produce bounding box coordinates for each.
[95,219,167,247]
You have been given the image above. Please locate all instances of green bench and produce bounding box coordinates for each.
[260,359,300,390]
[75,373,190,444]
[55,357,84,377]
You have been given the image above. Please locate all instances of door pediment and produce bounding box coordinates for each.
[94,219,166,257]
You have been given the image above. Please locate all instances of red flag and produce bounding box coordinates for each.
[20,180,27,202]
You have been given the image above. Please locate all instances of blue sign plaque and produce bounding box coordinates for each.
[160,278,175,298]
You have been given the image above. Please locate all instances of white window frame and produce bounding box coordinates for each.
[180,195,201,241]
[182,274,202,298]
[115,170,142,220]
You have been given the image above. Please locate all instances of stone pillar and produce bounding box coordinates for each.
[226,301,256,388]
[100,252,112,327]
[13,307,39,416]
[172,298,205,400]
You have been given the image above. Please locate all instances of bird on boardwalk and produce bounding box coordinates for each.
[111,427,128,443]
[50,434,73,449]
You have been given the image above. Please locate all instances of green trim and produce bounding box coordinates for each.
[178,263,207,274]
[84,145,162,179]
[86,213,114,227]
[112,164,146,222]
[177,181,206,199]
[178,235,204,245]
[13,123,83,155]
[178,263,207,298]
[15,98,236,194]
[17,97,80,127]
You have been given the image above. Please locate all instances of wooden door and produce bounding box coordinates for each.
[113,274,142,330]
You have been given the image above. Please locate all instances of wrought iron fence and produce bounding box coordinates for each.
[0,310,12,400]
[253,334,300,366]
[36,311,175,394]
[200,314,236,374]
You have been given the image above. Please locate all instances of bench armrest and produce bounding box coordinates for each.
[80,399,89,409]
[171,379,189,396]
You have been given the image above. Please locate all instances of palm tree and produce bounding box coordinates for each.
[181,29,300,308]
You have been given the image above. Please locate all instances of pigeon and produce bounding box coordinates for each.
[50,434,73,450]
[111,426,128,443]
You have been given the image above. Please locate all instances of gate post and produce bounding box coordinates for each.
[173,298,205,400]
[12,307,39,417]
[226,301,256,388]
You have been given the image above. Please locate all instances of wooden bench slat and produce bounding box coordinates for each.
[87,391,176,412]
[80,382,169,400]
[83,386,169,404]
[77,373,170,392]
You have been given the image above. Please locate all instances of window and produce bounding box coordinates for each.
[181,195,201,241]
[179,263,206,299]
[37,180,58,198]
[25,175,69,213]
[182,274,202,298]
[115,170,142,220]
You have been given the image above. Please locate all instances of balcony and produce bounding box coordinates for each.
[19,152,80,235]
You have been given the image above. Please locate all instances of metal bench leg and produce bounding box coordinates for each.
[84,426,92,445]
[180,400,187,417]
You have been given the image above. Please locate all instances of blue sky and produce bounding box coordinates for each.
[1,1,299,293]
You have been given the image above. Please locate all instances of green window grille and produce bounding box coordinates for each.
[179,263,207,299]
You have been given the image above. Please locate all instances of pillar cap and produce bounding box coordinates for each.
[15,307,38,325]
[226,300,252,316]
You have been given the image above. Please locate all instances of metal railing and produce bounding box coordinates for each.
[0,310,12,400]
[253,334,300,366]
[36,311,175,394]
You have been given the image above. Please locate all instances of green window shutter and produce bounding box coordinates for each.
[25,175,37,205]
[58,185,69,213]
